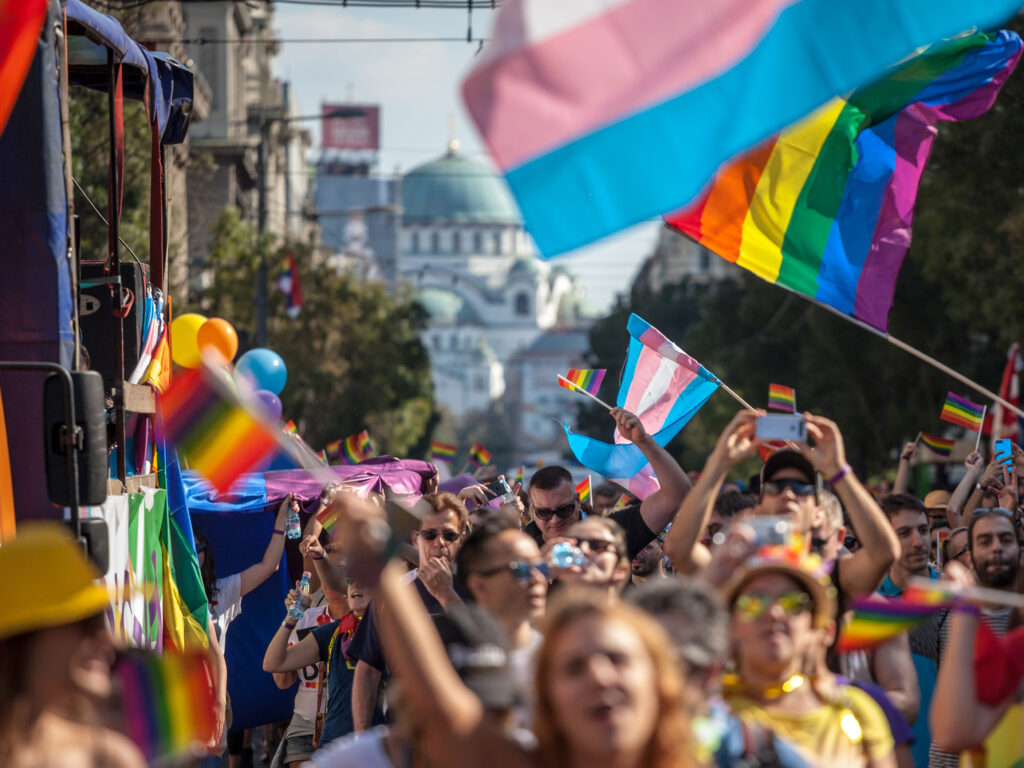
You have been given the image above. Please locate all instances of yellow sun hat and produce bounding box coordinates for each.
[0,523,110,641]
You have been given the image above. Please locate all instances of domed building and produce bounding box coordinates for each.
[401,143,591,421]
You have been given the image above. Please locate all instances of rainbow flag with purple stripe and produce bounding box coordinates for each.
[575,476,591,504]
[158,366,279,494]
[838,589,954,651]
[430,440,456,463]
[941,392,986,431]
[558,368,606,396]
[920,433,955,457]
[667,31,1021,332]
[325,439,341,460]
[340,430,373,465]
[768,383,796,413]
[513,465,524,486]
[469,442,492,468]
[564,315,719,483]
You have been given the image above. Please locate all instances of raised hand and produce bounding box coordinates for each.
[611,407,647,445]
[710,409,763,468]
[800,413,847,477]
[900,442,917,462]
[964,449,984,475]
[300,534,325,560]
[418,556,456,602]
[458,484,495,506]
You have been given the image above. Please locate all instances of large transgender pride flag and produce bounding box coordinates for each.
[564,315,719,486]
[462,0,1024,257]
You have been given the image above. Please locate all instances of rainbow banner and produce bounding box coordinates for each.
[340,430,373,465]
[158,367,279,494]
[941,392,986,431]
[837,593,951,651]
[666,31,1022,333]
[768,383,796,413]
[919,433,955,457]
[430,440,456,463]
[463,0,1023,258]
[558,368,606,396]
[575,476,592,504]
[116,650,217,760]
[469,442,492,468]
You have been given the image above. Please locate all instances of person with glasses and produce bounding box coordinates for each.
[553,516,632,596]
[347,492,470,733]
[526,406,692,560]
[723,558,896,768]
[939,527,970,569]
[456,519,548,730]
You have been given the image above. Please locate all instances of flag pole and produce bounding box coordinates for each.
[715,379,759,413]
[558,375,615,412]
[780,289,1024,420]
[975,406,987,452]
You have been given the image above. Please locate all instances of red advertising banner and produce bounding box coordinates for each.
[321,104,380,151]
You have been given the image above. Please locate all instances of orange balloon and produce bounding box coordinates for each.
[196,318,239,362]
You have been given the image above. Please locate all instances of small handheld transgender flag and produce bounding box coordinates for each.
[558,368,606,396]
[767,383,796,413]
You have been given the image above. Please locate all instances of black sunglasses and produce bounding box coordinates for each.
[478,559,550,583]
[762,478,816,497]
[418,528,460,542]
[532,500,578,521]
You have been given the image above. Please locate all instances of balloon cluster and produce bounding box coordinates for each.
[169,314,288,422]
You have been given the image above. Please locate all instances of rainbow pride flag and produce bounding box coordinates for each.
[920,433,955,457]
[469,442,492,467]
[340,430,373,465]
[464,1,1023,258]
[558,368,606,396]
[158,367,279,494]
[284,420,298,434]
[837,594,950,651]
[513,465,524,486]
[667,31,1021,333]
[116,650,217,760]
[430,440,456,463]
[325,439,341,460]
[575,476,592,504]
[314,449,328,464]
[768,384,796,413]
[316,503,340,530]
[941,392,986,431]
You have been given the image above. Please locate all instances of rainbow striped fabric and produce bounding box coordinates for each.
[325,439,341,460]
[430,440,456,463]
[920,433,955,457]
[558,368,606,396]
[116,650,217,760]
[513,465,524,486]
[768,383,796,413]
[667,31,1021,332]
[314,449,328,464]
[340,430,373,465]
[575,476,591,504]
[837,595,949,652]
[463,1,1023,258]
[469,442,492,467]
[158,367,278,494]
[316,503,340,530]
[941,392,986,431]
[284,420,298,434]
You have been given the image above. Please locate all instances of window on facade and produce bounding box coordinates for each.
[473,230,483,253]
[699,249,711,272]
[450,335,458,350]
[431,231,440,253]
[515,292,530,316]
[452,231,462,253]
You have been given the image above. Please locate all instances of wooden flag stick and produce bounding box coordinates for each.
[559,375,615,412]
[975,405,987,451]
[914,431,922,445]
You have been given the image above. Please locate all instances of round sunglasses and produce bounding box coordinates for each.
[734,591,811,622]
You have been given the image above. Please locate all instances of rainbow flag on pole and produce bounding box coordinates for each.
[837,593,951,652]
[158,367,279,494]
[558,368,606,396]
[768,383,796,413]
[575,476,592,504]
[666,31,1022,333]
[283,420,298,435]
[116,650,217,760]
[940,392,986,431]
[919,433,955,457]
[469,442,492,468]
[430,440,456,463]
[513,465,524,486]
[325,439,341,460]
[340,430,373,465]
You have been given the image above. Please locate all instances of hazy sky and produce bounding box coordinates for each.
[272,2,659,314]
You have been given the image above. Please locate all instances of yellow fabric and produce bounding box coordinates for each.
[959,704,1024,768]
[0,523,110,640]
[728,684,894,767]
[162,545,209,652]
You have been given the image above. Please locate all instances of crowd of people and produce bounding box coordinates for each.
[1,405,1022,767]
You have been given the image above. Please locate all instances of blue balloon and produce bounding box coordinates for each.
[236,348,288,395]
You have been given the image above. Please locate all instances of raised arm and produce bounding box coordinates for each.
[300,534,348,596]
[609,407,691,534]
[239,496,290,597]
[206,616,227,750]
[893,441,916,495]
[802,415,898,599]
[663,410,761,574]
[947,450,984,527]
[262,587,323,674]
[871,632,920,725]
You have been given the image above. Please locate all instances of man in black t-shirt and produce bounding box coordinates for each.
[524,407,691,560]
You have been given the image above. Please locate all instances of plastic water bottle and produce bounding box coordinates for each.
[288,572,312,621]
[286,500,302,540]
[549,542,585,569]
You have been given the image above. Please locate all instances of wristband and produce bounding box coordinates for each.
[824,464,852,487]
[273,528,285,536]
[282,619,296,630]
[976,482,987,492]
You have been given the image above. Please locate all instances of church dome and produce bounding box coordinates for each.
[508,257,542,280]
[413,286,482,325]
[402,148,521,225]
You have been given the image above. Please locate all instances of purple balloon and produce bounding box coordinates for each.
[255,389,282,421]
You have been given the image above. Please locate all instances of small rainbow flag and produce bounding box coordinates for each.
[325,439,341,459]
[317,503,340,530]
[575,476,591,504]
[558,368,606,396]
[315,449,328,464]
[284,420,298,434]
[767,383,796,413]
[158,367,279,494]
[920,433,955,457]
[513,465,524,486]
[612,492,635,510]
[837,593,951,652]
[469,442,492,467]
[430,440,456,463]
[341,430,373,465]
[940,392,986,431]
[116,650,217,760]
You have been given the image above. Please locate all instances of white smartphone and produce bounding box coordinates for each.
[755,413,807,442]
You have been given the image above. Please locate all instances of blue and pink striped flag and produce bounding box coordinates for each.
[462,0,1023,258]
[564,315,719,488]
